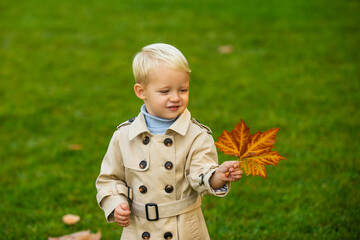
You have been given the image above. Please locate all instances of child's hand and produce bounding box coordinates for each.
[218,161,243,182]
[114,202,131,227]
[210,161,243,189]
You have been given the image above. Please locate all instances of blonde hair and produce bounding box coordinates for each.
[132,43,191,85]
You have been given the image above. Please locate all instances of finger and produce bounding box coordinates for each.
[116,215,130,221]
[229,166,242,173]
[230,169,243,175]
[115,206,131,216]
[231,176,242,181]
[227,172,243,180]
[115,215,130,224]
[228,170,243,177]
[232,161,240,168]
[226,176,241,182]
[118,210,131,216]
[227,161,241,171]
[226,161,237,167]
[120,202,130,211]
[116,220,130,227]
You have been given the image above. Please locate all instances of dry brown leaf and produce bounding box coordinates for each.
[218,45,234,54]
[215,119,286,178]
[62,214,80,225]
[67,144,83,151]
[48,230,101,240]
[87,232,101,240]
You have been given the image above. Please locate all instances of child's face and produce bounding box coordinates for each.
[135,65,190,119]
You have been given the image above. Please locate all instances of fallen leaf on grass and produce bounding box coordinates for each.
[48,230,101,240]
[67,144,83,151]
[218,45,234,54]
[62,214,80,225]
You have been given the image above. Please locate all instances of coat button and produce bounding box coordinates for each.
[139,185,147,194]
[163,138,173,147]
[164,161,173,170]
[143,136,150,145]
[165,185,173,193]
[164,232,173,239]
[142,232,150,239]
[139,160,147,169]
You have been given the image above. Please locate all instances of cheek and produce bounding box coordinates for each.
[183,94,189,104]
[157,95,169,104]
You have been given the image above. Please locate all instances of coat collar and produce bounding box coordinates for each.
[128,109,191,141]
[167,108,191,136]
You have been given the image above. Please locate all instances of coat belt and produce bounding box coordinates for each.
[130,192,201,221]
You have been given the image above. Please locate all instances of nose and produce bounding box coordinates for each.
[170,92,180,102]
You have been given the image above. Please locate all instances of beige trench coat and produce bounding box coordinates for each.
[96,109,230,240]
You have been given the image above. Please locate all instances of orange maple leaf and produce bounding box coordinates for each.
[215,120,285,178]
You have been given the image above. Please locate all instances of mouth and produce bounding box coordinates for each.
[168,106,180,111]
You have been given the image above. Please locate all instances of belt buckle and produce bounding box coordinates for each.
[145,203,159,221]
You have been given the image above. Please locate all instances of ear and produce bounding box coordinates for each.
[134,83,146,100]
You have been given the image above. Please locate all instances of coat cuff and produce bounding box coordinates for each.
[100,195,128,222]
[203,168,231,197]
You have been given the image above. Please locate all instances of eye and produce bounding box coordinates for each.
[159,90,169,94]
[180,89,188,93]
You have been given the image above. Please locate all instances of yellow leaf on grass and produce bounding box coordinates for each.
[218,45,234,54]
[67,144,83,151]
[62,214,80,225]
[48,230,101,240]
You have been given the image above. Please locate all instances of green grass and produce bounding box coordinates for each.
[1,0,359,239]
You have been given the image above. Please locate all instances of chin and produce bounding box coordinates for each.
[164,114,178,119]
[163,112,180,119]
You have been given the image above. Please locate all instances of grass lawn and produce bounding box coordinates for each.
[0,0,359,239]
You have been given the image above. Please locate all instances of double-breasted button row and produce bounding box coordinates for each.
[142,231,173,239]
[143,136,173,146]
[140,184,173,194]
[141,160,173,170]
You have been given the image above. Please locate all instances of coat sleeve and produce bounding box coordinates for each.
[186,131,230,197]
[95,130,129,222]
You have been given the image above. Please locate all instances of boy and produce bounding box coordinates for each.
[96,43,243,239]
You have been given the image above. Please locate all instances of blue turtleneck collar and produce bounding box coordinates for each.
[140,104,177,134]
